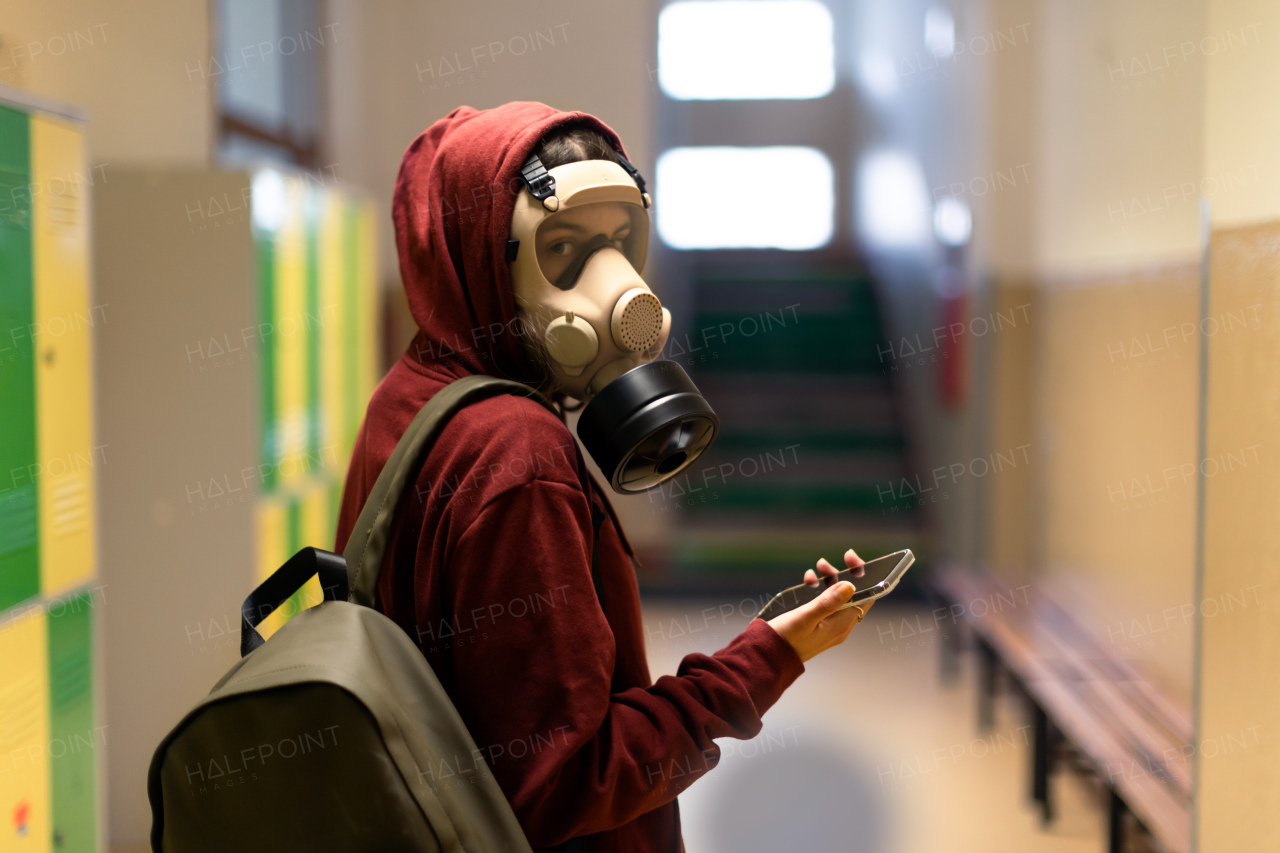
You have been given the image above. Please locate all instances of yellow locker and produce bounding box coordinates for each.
[253,496,295,640]
[292,484,328,611]
[356,202,378,411]
[318,194,344,473]
[0,610,51,853]
[254,497,288,584]
[30,116,94,596]
[272,176,307,486]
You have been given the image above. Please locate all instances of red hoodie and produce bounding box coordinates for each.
[333,102,806,852]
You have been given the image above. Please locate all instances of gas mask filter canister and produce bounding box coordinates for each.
[507,151,718,494]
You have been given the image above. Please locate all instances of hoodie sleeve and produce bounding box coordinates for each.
[443,477,805,847]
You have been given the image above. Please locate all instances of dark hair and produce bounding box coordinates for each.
[534,123,622,170]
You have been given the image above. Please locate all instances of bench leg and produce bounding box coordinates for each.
[931,594,962,681]
[977,639,999,732]
[939,608,962,686]
[1031,702,1053,825]
[1108,789,1126,853]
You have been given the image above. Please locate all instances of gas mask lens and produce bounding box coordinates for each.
[534,202,649,290]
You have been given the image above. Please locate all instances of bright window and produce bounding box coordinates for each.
[658,1,835,100]
[656,146,834,249]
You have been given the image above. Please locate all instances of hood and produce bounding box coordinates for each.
[392,101,629,384]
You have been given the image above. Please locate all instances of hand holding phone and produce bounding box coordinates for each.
[757,549,915,622]
[754,549,860,663]
[755,549,914,664]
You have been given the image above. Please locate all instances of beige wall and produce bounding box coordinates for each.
[1203,0,1280,227]
[1032,267,1202,699]
[324,0,656,280]
[976,0,1280,840]
[974,0,1041,281]
[1199,222,1280,851]
[970,0,1206,699]
[980,283,1036,586]
[1196,0,1280,847]
[94,170,260,851]
[1035,0,1205,274]
[0,0,213,164]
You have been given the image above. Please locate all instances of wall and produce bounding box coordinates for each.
[1197,0,1280,847]
[1030,265,1202,698]
[323,0,656,278]
[968,0,1280,838]
[980,0,1205,700]
[852,0,1205,698]
[0,0,213,164]
[94,170,260,850]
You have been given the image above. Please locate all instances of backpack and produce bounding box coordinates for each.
[148,375,604,852]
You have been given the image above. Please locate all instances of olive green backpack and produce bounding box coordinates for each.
[148,376,597,853]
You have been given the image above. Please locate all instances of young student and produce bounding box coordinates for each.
[334,100,872,853]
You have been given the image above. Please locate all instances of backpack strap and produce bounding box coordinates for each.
[342,374,608,613]
[346,374,606,853]
[343,375,557,606]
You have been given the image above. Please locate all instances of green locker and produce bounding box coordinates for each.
[0,105,37,612]
[48,594,96,853]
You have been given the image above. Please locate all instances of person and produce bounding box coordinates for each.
[334,101,875,853]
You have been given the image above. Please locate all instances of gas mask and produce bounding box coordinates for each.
[507,151,718,494]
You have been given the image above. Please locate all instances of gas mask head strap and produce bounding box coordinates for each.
[520,152,557,203]
[612,151,651,209]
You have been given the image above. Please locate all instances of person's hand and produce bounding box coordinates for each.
[765,549,874,664]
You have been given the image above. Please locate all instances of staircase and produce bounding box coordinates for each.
[641,269,926,597]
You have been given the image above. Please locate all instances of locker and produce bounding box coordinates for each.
[0,610,52,853]
[0,105,37,613]
[47,594,96,853]
[31,115,95,596]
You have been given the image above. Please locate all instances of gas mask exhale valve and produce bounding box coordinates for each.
[507,151,719,494]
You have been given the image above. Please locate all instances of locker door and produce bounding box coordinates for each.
[0,611,52,853]
[272,178,307,487]
[47,594,97,853]
[0,105,37,613]
[31,115,95,595]
[317,193,343,468]
[354,203,378,431]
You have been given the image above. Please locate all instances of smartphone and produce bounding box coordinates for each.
[754,549,915,622]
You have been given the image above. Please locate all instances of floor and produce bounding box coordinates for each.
[639,599,1109,853]
[116,601,1113,853]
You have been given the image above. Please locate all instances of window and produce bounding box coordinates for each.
[213,0,329,168]
[655,146,834,249]
[658,0,835,100]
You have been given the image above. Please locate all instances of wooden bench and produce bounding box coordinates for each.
[929,565,1192,853]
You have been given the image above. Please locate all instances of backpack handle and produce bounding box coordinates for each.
[240,546,350,656]
[341,376,557,607]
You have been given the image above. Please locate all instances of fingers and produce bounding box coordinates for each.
[807,550,864,586]
[806,557,841,588]
[809,581,856,620]
[837,600,869,622]
[816,557,840,578]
